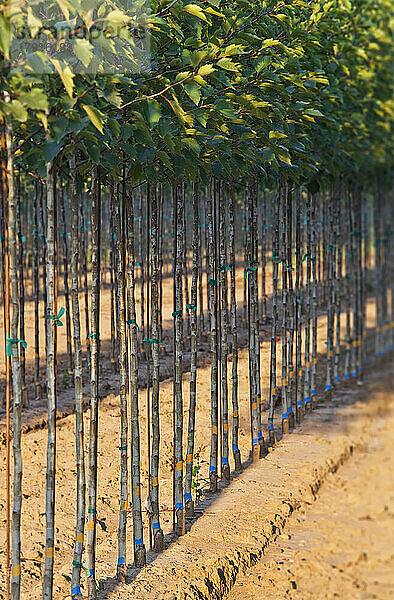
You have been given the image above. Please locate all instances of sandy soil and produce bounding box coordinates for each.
[0,298,385,600]
[0,258,388,600]
[226,383,394,600]
[95,355,393,600]
[0,260,257,430]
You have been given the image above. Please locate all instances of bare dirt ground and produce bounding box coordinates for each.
[0,260,390,599]
[225,374,394,600]
[99,355,393,600]
[0,261,254,431]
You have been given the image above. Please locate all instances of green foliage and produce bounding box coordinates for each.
[0,0,392,186]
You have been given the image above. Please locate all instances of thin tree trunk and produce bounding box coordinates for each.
[33,181,41,401]
[86,166,100,600]
[303,194,312,413]
[229,183,241,470]
[79,203,89,362]
[1,119,12,600]
[70,154,86,600]
[268,182,280,442]
[174,184,185,534]
[109,198,116,372]
[126,193,146,567]
[219,181,230,478]
[286,186,295,428]
[207,179,218,492]
[39,178,48,377]
[150,184,164,551]
[59,182,73,375]
[114,181,128,581]
[295,189,304,424]
[6,122,23,600]
[15,173,27,408]
[310,196,318,408]
[280,182,289,433]
[42,160,57,600]
[185,180,199,516]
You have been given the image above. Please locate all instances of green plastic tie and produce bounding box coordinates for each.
[46,307,65,327]
[186,304,197,311]
[126,319,139,330]
[119,445,127,451]
[143,338,165,345]
[208,278,218,286]
[88,333,99,340]
[172,310,182,317]
[244,266,257,279]
[6,335,27,357]
[88,508,96,514]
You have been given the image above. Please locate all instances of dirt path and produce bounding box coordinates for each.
[93,355,393,600]
[225,387,394,600]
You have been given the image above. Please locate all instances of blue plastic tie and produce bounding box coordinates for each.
[311,389,316,396]
[175,503,184,510]
[209,466,216,473]
[71,587,81,595]
[287,406,293,414]
[184,492,192,501]
[282,413,288,419]
[232,444,239,451]
[252,438,258,445]
[258,430,263,438]
[135,538,143,546]
[304,397,310,403]
[297,400,303,406]
[89,569,94,577]
[118,557,125,565]
[268,424,274,430]
[325,385,332,391]
[152,521,161,530]
[222,457,229,465]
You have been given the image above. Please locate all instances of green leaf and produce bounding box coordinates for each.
[42,141,62,163]
[269,131,287,140]
[27,7,42,37]
[48,58,74,98]
[72,39,94,68]
[304,109,324,117]
[183,81,201,105]
[7,100,28,123]
[183,4,208,21]
[197,64,215,76]
[217,58,239,72]
[107,118,121,138]
[0,14,11,60]
[260,38,281,50]
[19,89,48,112]
[142,99,162,126]
[82,105,105,134]
[156,151,174,171]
